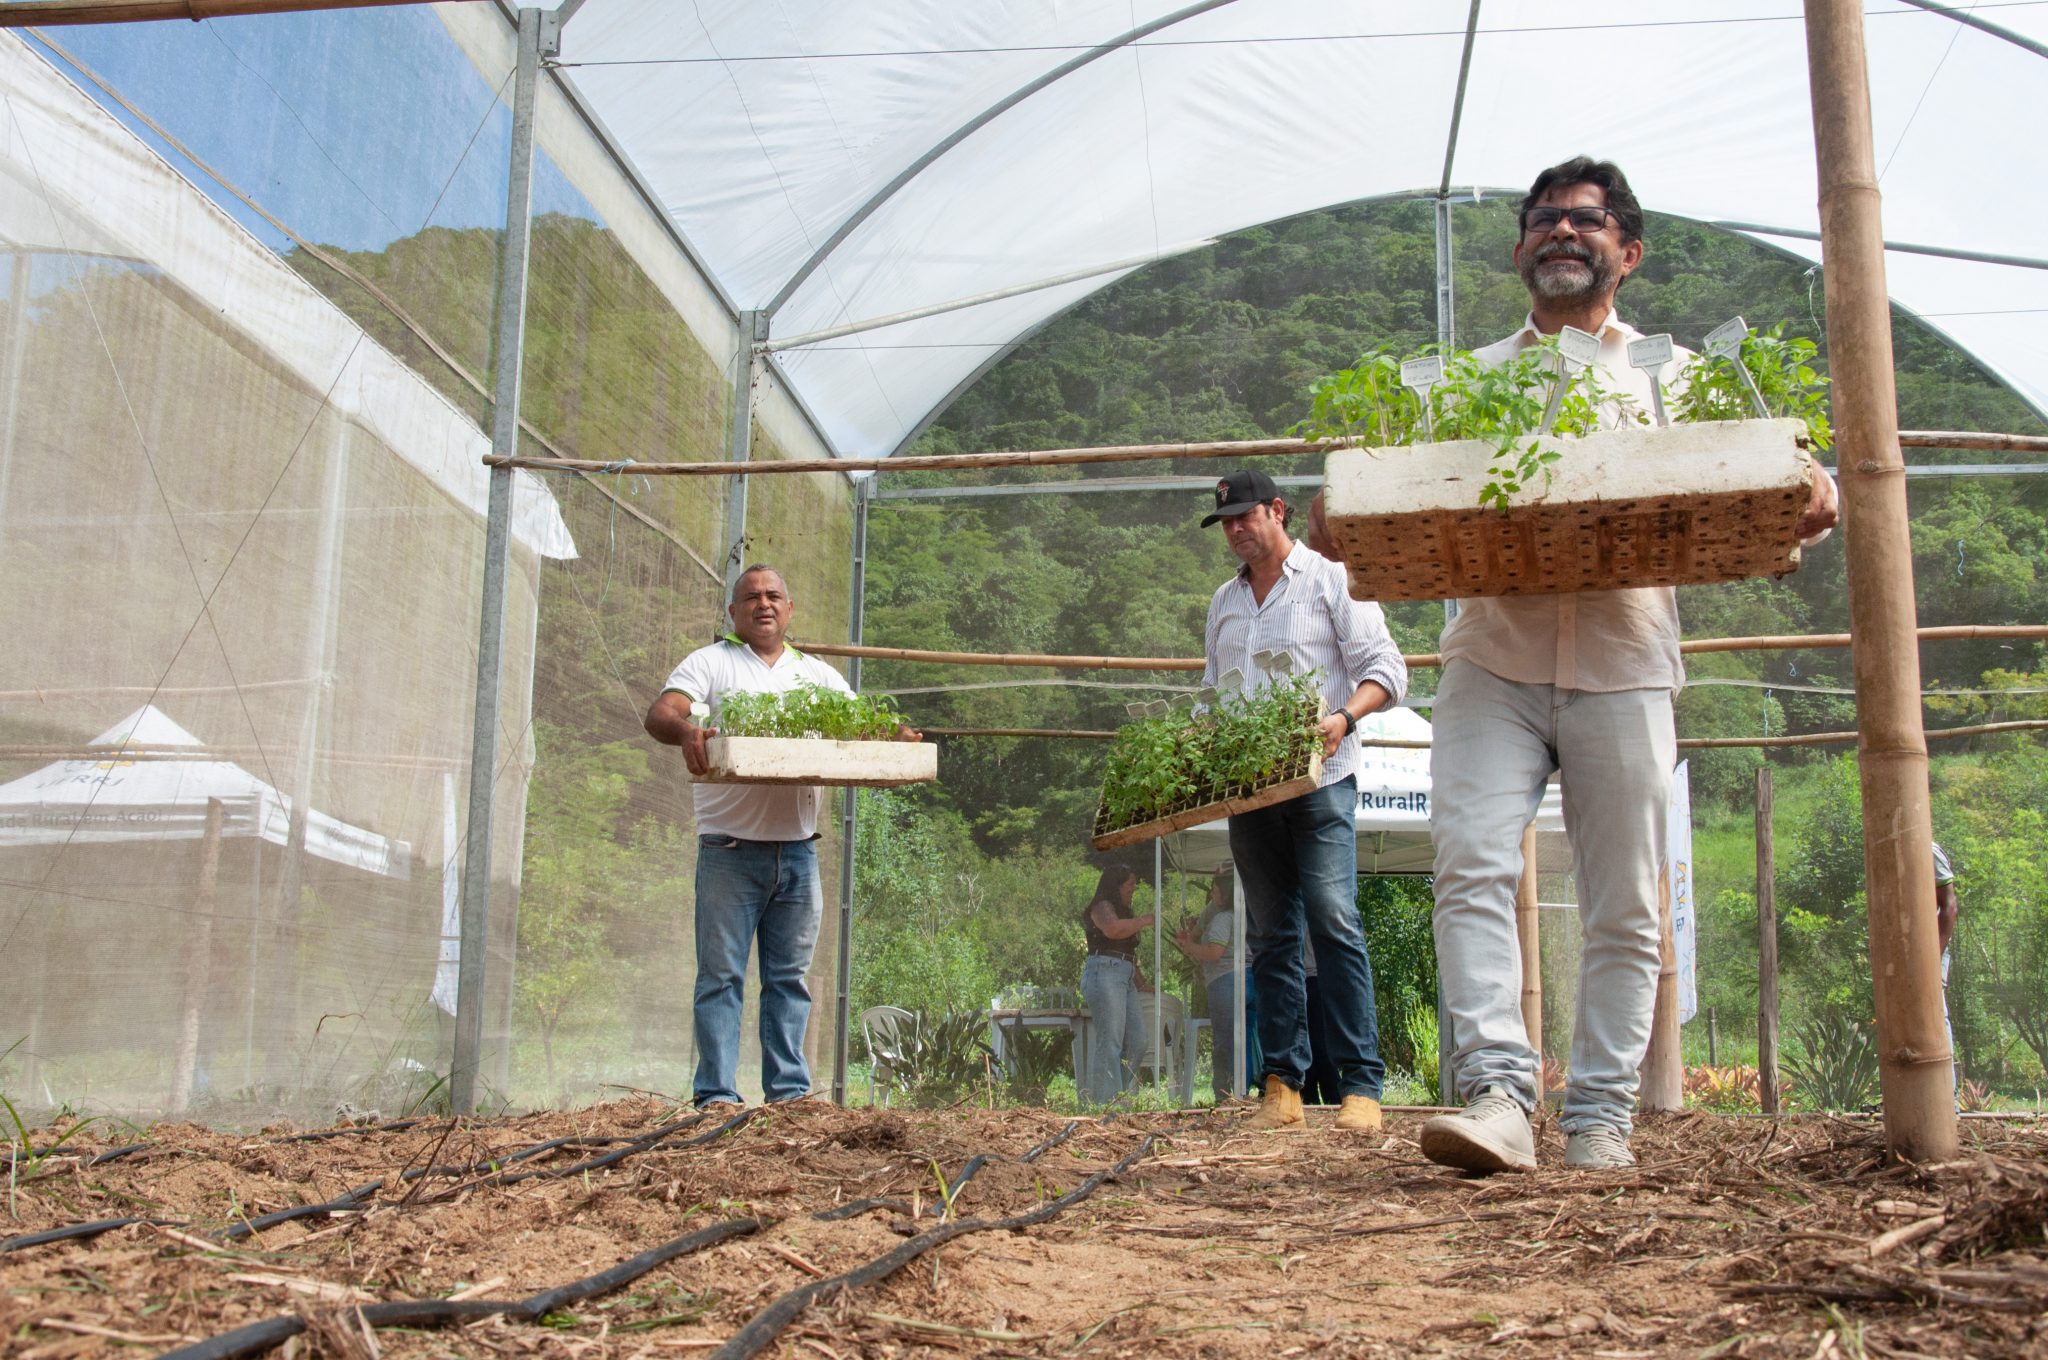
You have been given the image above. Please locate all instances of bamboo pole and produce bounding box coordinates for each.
[797,623,2048,673]
[1757,766,1781,1116]
[485,430,2048,478]
[168,797,225,1116]
[907,719,2048,747]
[1678,719,2048,749]
[0,0,452,23]
[1807,0,1956,1161]
[1675,624,2046,656]
[1898,431,2048,454]
[1639,860,1684,1111]
[1514,824,1542,1072]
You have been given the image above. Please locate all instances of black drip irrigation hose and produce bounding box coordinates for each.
[397,1110,712,1185]
[20,1141,159,1165]
[810,1196,910,1222]
[467,1108,752,1194]
[280,1119,433,1144]
[715,1133,1160,1360]
[1021,1119,1080,1163]
[1,1215,182,1254]
[153,1216,764,1360]
[4,1112,735,1255]
[220,1180,384,1241]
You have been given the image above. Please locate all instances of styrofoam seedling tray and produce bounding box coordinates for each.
[694,735,937,787]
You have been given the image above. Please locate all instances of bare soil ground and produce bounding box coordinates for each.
[3,1101,2043,1359]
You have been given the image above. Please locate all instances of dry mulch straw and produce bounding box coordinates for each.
[2,1099,2043,1358]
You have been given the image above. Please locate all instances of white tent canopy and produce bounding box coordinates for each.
[1163,706,1570,876]
[557,0,2048,458]
[0,705,411,878]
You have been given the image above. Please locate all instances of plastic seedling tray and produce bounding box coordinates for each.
[1322,417,1815,602]
[1090,746,1324,851]
[694,736,936,787]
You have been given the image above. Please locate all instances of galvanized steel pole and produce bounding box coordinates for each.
[721,311,766,599]
[453,6,542,1115]
[1153,838,1165,1100]
[831,477,871,1105]
[1804,0,1956,1159]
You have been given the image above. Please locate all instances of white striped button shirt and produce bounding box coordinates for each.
[1202,539,1409,789]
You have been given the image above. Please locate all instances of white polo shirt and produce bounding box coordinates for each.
[662,635,855,841]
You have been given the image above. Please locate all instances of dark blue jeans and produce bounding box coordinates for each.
[691,835,821,1107]
[1227,775,1384,1099]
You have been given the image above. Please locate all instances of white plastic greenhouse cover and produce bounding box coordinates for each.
[557,0,2048,458]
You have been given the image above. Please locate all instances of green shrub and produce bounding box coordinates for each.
[865,1009,994,1107]
[1784,1013,1879,1111]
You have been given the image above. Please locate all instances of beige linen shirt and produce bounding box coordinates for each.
[1438,310,1692,694]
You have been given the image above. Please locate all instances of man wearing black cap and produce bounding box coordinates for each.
[1200,469,1408,1131]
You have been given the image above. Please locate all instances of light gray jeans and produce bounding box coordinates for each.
[1430,659,1675,1135]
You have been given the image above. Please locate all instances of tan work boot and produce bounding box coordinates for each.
[1246,1075,1305,1131]
[1334,1094,1382,1131]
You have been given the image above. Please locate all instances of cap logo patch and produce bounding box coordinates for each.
[1216,481,1230,506]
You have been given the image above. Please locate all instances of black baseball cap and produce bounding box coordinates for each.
[1199,469,1283,526]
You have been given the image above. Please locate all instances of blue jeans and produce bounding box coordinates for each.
[1080,954,1147,1105]
[1227,775,1384,1099]
[692,835,822,1106]
[1204,971,1259,1100]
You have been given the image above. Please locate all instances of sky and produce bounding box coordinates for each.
[24,6,597,257]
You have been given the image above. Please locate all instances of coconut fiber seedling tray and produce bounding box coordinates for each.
[1322,417,1815,602]
[1090,748,1324,851]
[693,736,937,787]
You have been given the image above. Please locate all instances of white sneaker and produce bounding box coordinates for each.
[1419,1086,1536,1172]
[1563,1124,1635,1169]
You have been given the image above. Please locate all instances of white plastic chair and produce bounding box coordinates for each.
[859,1005,917,1107]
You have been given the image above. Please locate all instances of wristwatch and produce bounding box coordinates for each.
[1337,707,1357,735]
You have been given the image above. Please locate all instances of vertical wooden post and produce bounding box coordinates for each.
[1805,0,1957,1160]
[169,798,226,1116]
[1638,862,1683,1111]
[1515,824,1543,1081]
[1756,766,1781,1115]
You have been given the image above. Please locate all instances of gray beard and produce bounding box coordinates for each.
[1520,245,1613,305]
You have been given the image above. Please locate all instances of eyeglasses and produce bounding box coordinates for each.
[1521,205,1619,235]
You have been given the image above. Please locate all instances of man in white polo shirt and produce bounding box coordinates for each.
[644,564,919,1110]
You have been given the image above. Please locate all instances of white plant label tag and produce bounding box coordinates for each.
[1705,316,1749,358]
[1399,355,1444,390]
[1629,333,1676,427]
[1556,324,1601,369]
[1627,334,1674,370]
[1217,667,1245,694]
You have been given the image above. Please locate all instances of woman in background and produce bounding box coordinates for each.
[1079,865,1154,1104]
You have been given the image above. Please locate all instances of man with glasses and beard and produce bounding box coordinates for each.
[1418,158,1839,1172]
